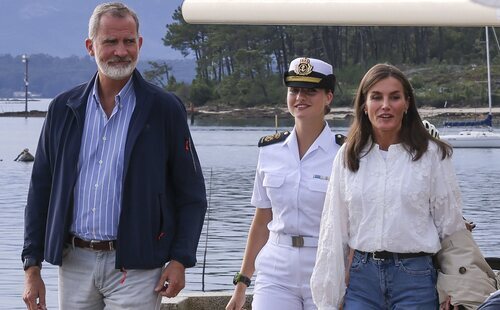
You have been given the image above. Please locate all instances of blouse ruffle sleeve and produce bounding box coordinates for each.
[429,145,465,240]
[311,146,349,309]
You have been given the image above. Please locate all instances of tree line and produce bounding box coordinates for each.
[162,7,496,108]
[0,54,195,98]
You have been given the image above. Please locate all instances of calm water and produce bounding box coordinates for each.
[1,116,500,309]
[0,99,51,114]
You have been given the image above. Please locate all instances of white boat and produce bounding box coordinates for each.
[440,130,500,148]
[441,26,500,148]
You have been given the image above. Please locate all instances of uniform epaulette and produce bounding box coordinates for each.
[258,131,290,147]
[335,134,346,146]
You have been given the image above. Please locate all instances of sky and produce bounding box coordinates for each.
[0,0,186,60]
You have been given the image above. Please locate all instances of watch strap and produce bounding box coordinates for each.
[233,272,251,287]
[23,257,42,271]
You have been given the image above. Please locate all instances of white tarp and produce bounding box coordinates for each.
[181,0,500,26]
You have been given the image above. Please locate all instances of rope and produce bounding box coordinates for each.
[201,167,213,292]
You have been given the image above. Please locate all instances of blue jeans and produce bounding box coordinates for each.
[478,290,500,309]
[344,250,438,310]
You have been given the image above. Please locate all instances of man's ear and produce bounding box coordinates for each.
[85,38,95,56]
[138,36,143,49]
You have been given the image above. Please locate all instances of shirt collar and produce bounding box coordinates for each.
[91,74,134,109]
[285,122,333,150]
[284,122,334,157]
[315,122,335,152]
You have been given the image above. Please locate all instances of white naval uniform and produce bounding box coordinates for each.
[251,123,341,310]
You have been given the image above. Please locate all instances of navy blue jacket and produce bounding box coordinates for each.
[22,70,207,269]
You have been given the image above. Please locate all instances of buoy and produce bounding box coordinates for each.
[14,148,34,162]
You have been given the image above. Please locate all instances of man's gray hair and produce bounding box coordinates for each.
[88,2,140,40]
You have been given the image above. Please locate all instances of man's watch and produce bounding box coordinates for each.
[23,257,42,271]
[233,272,251,287]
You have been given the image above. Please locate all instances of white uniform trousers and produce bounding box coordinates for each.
[252,234,318,310]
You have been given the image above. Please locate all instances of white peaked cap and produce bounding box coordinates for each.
[288,57,333,75]
[284,57,336,91]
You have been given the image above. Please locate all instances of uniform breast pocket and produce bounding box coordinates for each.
[307,178,328,193]
[262,173,286,206]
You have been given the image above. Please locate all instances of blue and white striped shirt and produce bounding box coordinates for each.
[71,76,136,241]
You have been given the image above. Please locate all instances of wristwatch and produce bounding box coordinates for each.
[23,257,42,271]
[233,272,251,287]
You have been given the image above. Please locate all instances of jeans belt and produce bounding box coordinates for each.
[269,231,318,248]
[357,250,431,260]
[69,235,116,251]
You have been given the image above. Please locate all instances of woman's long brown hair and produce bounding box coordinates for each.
[345,64,452,172]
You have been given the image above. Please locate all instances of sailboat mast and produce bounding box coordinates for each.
[486,26,492,115]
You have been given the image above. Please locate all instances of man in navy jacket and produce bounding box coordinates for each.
[22,3,207,309]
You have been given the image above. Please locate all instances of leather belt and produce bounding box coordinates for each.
[269,231,318,248]
[357,250,431,260]
[69,235,116,251]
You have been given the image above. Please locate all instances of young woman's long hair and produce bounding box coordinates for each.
[345,63,452,172]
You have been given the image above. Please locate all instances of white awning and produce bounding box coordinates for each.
[181,0,500,26]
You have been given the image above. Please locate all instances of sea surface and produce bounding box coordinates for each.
[1,106,500,309]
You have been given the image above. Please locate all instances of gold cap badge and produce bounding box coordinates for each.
[294,58,313,76]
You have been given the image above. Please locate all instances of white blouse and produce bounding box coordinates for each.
[311,141,465,309]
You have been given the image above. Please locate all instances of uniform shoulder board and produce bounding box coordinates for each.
[258,131,290,147]
[335,134,346,146]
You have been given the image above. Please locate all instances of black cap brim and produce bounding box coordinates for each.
[286,81,318,89]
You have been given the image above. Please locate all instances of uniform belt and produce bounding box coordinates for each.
[269,231,318,248]
[69,235,116,251]
[357,250,431,260]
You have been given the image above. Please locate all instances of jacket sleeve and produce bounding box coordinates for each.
[436,229,497,305]
[167,96,207,268]
[311,146,349,309]
[429,148,465,240]
[22,101,55,262]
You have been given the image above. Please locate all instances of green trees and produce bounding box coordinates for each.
[160,6,494,108]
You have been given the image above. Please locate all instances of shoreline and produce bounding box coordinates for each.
[193,106,500,122]
[2,107,500,122]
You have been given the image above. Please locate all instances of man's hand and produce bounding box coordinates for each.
[154,260,185,298]
[23,267,46,310]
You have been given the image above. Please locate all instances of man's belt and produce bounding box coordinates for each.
[69,235,116,251]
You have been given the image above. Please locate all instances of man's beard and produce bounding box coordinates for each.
[96,56,137,80]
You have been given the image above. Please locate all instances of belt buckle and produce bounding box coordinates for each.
[292,236,304,248]
[372,252,384,261]
[89,240,98,250]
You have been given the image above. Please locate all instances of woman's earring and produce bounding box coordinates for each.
[364,110,368,115]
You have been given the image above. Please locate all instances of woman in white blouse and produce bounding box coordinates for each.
[311,63,466,309]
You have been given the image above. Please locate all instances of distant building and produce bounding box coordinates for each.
[13,91,40,98]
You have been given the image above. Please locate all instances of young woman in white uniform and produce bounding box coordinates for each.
[226,57,342,310]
